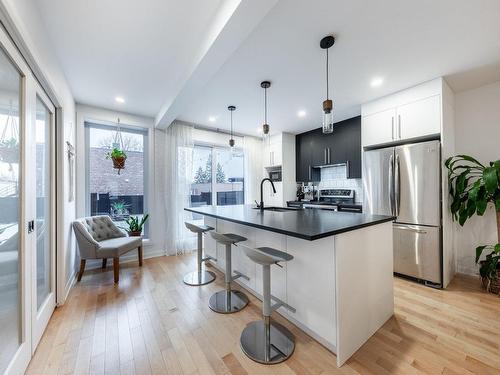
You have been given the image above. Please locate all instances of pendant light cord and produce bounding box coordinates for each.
[326,48,329,100]
[230,110,233,137]
[264,87,268,124]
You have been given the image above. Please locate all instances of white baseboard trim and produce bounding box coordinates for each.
[58,271,76,306]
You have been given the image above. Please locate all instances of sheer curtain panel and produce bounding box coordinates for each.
[164,122,196,255]
[243,136,264,204]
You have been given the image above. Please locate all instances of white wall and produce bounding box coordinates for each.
[1,0,77,303]
[454,80,500,275]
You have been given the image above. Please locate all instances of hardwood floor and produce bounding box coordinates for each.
[27,254,500,375]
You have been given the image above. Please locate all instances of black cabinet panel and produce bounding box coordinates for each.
[295,116,361,182]
[295,131,320,182]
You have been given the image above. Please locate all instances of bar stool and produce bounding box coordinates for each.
[208,231,250,313]
[183,222,216,286]
[238,244,295,364]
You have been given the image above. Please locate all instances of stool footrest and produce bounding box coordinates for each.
[232,270,250,282]
[271,295,296,313]
[202,255,217,262]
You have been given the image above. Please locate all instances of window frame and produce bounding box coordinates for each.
[84,121,150,235]
[192,142,245,207]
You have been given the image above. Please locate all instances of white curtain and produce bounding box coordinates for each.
[243,136,264,204]
[164,122,196,255]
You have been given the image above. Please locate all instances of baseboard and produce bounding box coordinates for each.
[58,271,76,306]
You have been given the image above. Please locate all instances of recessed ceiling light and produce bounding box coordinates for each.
[370,77,384,87]
[208,116,216,122]
[297,110,307,118]
[115,96,125,103]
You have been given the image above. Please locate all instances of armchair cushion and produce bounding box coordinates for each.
[97,236,142,258]
[80,215,125,241]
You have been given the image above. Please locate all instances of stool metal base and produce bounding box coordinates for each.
[240,320,295,364]
[208,290,249,314]
[183,270,216,286]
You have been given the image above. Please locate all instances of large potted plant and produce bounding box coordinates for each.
[106,147,127,174]
[445,155,500,293]
[123,214,149,237]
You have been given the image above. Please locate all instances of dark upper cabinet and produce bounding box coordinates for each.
[295,131,320,182]
[295,116,361,182]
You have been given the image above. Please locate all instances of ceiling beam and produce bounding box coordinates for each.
[154,0,279,128]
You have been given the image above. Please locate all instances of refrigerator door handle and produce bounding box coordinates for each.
[395,153,401,217]
[389,154,395,216]
[393,224,428,234]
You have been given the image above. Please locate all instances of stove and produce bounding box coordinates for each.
[318,189,355,205]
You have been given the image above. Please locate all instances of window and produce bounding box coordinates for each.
[85,122,149,236]
[190,145,244,209]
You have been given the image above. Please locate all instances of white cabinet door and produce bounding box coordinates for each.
[397,95,441,140]
[286,236,336,345]
[361,108,396,147]
[265,143,282,167]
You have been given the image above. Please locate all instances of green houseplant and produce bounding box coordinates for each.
[110,201,129,218]
[123,214,149,237]
[445,155,500,292]
[105,147,127,173]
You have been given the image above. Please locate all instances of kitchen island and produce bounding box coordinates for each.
[185,205,394,366]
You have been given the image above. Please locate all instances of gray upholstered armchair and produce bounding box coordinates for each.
[72,215,143,283]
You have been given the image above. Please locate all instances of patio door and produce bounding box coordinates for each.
[29,84,56,351]
[0,25,56,375]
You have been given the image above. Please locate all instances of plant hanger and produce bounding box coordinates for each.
[113,117,124,150]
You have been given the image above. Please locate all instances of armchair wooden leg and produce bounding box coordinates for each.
[138,246,143,267]
[102,258,107,269]
[77,259,86,282]
[113,258,120,283]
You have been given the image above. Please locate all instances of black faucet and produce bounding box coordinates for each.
[258,178,276,211]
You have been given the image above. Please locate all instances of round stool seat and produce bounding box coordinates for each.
[185,222,214,234]
[209,231,247,245]
[240,320,295,364]
[208,289,249,314]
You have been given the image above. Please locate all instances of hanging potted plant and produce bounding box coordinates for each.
[123,214,149,237]
[445,155,500,293]
[106,147,127,174]
[0,137,19,164]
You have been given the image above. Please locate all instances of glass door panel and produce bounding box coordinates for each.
[214,148,244,206]
[0,44,22,375]
[35,96,51,310]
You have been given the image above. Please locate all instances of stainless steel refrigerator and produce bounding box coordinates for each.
[363,140,442,286]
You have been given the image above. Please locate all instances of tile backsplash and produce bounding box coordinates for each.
[318,165,364,203]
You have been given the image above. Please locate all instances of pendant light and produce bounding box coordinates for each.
[261,81,271,140]
[228,105,236,149]
[320,35,335,134]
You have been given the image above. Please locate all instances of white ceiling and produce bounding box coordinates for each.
[177,0,500,135]
[35,0,500,135]
[35,0,229,117]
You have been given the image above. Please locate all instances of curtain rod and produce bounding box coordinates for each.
[174,120,261,140]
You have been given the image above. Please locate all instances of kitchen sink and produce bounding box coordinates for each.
[252,206,299,212]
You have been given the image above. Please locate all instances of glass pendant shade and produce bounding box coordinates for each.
[322,110,334,134]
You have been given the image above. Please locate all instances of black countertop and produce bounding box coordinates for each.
[185,205,394,241]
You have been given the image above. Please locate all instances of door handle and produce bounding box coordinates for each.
[393,224,427,234]
[308,165,311,181]
[395,154,401,216]
[28,220,35,233]
[391,116,395,140]
[328,148,331,164]
[324,148,327,164]
[388,154,395,216]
